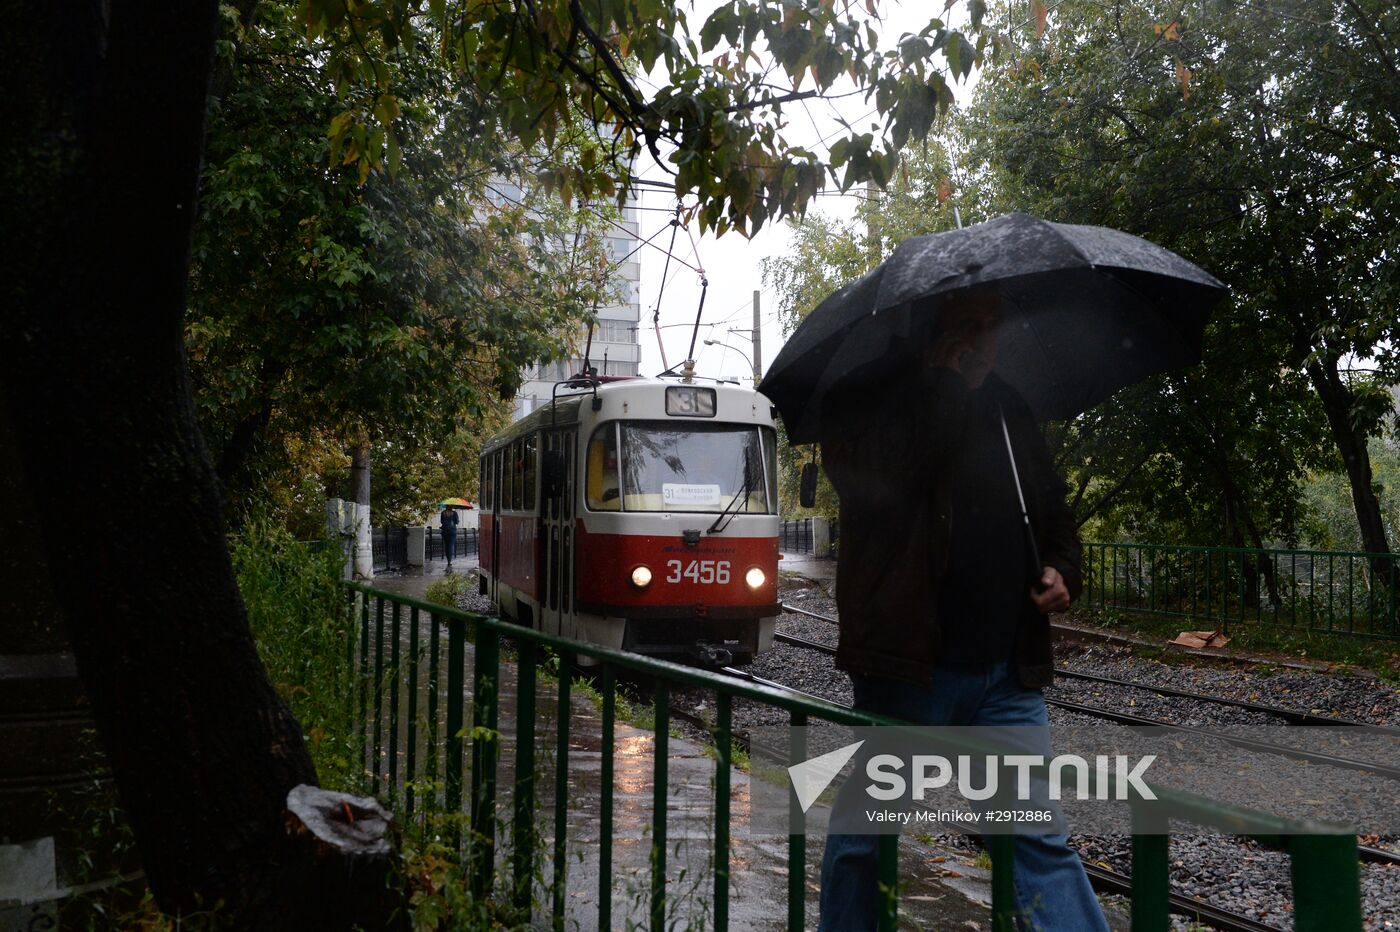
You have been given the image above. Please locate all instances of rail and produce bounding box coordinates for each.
[370,527,408,572]
[426,527,480,561]
[343,582,1363,931]
[779,517,814,553]
[1084,542,1400,639]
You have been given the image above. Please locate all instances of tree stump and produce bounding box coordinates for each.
[282,785,406,930]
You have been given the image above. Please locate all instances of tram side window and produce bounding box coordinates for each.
[480,458,490,510]
[523,435,537,512]
[498,450,509,509]
[585,425,621,511]
[509,440,521,511]
[504,445,515,511]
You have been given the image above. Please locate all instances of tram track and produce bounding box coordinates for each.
[777,602,1399,733]
[774,622,1400,787]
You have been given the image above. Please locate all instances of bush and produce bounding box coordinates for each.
[425,572,475,609]
[230,516,358,790]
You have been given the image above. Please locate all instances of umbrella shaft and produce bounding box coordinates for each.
[1000,406,1046,589]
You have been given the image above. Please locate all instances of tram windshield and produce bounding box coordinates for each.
[586,422,778,513]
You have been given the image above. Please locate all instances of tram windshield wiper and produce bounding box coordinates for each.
[708,448,756,534]
[707,479,748,534]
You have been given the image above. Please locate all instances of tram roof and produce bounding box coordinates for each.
[481,377,766,454]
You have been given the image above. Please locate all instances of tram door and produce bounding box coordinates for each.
[541,429,577,638]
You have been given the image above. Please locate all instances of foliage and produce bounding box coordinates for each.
[230,515,359,789]
[368,404,517,526]
[190,0,614,521]
[300,0,1000,237]
[1306,434,1400,552]
[963,0,1400,552]
[425,572,477,609]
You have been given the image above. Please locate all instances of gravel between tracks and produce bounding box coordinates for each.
[1054,642,1400,728]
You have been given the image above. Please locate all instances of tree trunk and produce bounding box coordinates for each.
[351,440,372,506]
[1307,359,1393,560]
[350,440,373,578]
[4,4,389,926]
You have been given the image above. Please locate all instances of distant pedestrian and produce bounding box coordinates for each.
[440,505,460,568]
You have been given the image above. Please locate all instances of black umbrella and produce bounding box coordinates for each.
[763,213,1227,444]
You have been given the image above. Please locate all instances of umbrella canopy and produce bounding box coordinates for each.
[439,497,473,509]
[763,213,1227,443]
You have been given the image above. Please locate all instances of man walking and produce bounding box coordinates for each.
[816,290,1107,931]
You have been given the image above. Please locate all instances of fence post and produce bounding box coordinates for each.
[1289,834,1361,931]
[811,516,832,558]
[445,617,465,848]
[352,502,373,579]
[407,526,426,566]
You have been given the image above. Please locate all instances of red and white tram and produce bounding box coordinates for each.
[478,376,780,665]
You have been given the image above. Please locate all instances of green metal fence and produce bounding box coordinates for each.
[344,582,1363,931]
[1085,542,1400,639]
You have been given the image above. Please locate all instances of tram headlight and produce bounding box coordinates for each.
[630,565,654,589]
[745,567,767,590]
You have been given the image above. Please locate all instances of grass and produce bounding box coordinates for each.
[1067,604,1400,682]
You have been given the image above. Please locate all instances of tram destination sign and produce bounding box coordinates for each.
[665,385,716,417]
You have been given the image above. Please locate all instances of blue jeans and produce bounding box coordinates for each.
[444,529,457,562]
[818,662,1108,932]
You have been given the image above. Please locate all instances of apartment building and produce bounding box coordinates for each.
[513,192,642,419]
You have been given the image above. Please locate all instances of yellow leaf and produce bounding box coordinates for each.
[1175,58,1192,99]
[937,177,953,204]
[1032,0,1048,39]
[1155,21,1182,41]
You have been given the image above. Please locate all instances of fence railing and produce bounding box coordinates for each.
[370,527,408,572]
[779,518,814,554]
[1084,542,1400,639]
[426,527,480,561]
[343,582,1363,931]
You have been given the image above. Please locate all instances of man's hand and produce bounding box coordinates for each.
[1030,566,1071,614]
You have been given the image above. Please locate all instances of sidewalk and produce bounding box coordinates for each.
[777,551,838,592]
[367,554,480,602]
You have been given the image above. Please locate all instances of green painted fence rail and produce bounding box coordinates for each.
[342,582,1363,931]
[1085,542,1400,639]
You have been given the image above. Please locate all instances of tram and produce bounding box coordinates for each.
[478,375,781,665]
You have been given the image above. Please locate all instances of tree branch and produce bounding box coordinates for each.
[1341,0,1400,80]
[1075,452,1150,528]
[565,0,664,164]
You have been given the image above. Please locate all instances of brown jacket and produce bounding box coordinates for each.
[819,366,1082,688]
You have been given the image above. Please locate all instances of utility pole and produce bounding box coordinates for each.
[751,289,763,382]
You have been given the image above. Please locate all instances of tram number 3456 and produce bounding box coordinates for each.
[665,559,731,585]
